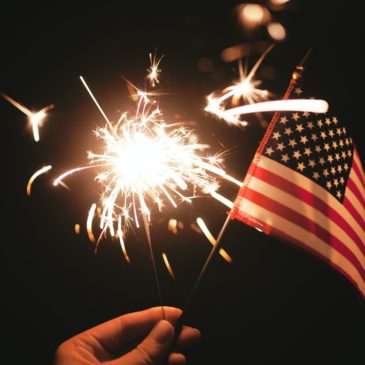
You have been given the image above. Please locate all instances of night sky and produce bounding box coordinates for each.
[1,1,364,364]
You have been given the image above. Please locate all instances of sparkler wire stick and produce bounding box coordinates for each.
[174,49,314,337]
[142,214,166,320]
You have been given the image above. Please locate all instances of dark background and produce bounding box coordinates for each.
[1,1,364,364]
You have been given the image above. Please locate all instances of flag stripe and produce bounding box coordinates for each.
[255,155,365,238]
[353,149,365,187]
[347,172,365,210]
[351,161,365,196]
[232,198,365,297]
[345,184,365,225]
[343,196,365,233]
[240,187,365,281]
[248,175,365,260]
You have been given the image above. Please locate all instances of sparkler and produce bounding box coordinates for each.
[2,93,54,142]
[26,165,52,196]
[147,52,163,87]
[205,45,328,126]
[52,59,240,317]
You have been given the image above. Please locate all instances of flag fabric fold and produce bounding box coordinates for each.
[230,73,365,298]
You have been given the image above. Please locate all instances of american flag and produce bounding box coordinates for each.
[230,75,365,298]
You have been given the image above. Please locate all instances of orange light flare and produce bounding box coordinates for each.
[162,252,175,279]
[26,165,52,196]
[196,217,232,263]
[2,93,54,142]
[168,218,184,234]
[74,224,81,235]
[147,52,164,87]
[87,203,97,243]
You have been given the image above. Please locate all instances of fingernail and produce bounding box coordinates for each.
[151,320,174,344]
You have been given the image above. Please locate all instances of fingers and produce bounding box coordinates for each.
[84,306,181,352]
[109,320,175,365]
[175,326,201,351]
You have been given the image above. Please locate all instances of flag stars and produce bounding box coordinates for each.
[336,128,343,136]
[311,133,318,142]
[325,118,332,125]
[338,165,343,173]
[292,113,300,121]
[315,145,322,153]
[304,147,312,156]
[317,120,324,128]
[308,159,316,168]
[333,179,339,187]
[324,143,330,151]
[341,151,347,159]
[288,139,297,148]
[272,131,281,140]
[302,111,310,118]
[345,138,350,145]
[332,141,338,149]
[335,153,340,161]
[313,171,320,180]
[279,116,288,124]
[347,150,352,157]
[276,142,285,151]
[300,135,308,144]
[293,150,302,159]
[294,87,303,95]
[281,154,289,163]
[297,162,306,172]
[336,191,342,199]
[331,166,336,175]
[328,130,335,138]
[344,163,349,171]
[319,157,326,165]
[333,117,338,124]
[265,147,274,156]
[307,121,314,129]
[340,176,345,184]
[323,169,330,177]
[320,131,327,139]
[343,127,347,134]
[326,181,332,189]
[296,124,304,133]
[328,155,334,164]
[284,127,293,136]
[339,140,344,148]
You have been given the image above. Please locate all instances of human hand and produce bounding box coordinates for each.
[54,306,201,365]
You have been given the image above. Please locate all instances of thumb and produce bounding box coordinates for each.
[112,320,175,365]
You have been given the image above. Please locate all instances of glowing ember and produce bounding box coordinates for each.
[162,252,175,279]
[147,52,163,87]
[26,165,52,196]
[2,93,53,142]
[196,217,232,263]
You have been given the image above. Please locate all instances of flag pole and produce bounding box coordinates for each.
[173,49,313,339]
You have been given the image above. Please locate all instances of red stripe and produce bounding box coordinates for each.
[346,178,365,211]
[353,148,365,187]
[246,165,365,256]
[231,209,365,299]
[343,196,365,231]
[242,187,365,282]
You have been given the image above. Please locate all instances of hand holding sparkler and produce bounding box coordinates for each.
[55,306,201,365]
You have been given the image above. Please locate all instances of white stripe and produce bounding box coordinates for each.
[345,186,365,227]
[255,155,365,239]
[248,176,365,269]
[349,168,365,204]
[235,198,365,296]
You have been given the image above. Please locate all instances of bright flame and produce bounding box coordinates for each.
[196,217,232,263]
[2,93,53,142]
[162,252,175,279]
[27,165,52,196]
[54,76,238,244]
[74,224,81,234]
